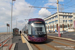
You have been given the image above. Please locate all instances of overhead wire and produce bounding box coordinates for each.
[59,0,73,7]
[27,0,37,18]
[63,0,72,6]
[64,3,75,10]
[59,0,74,11]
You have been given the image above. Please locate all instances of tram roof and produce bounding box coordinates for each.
[29,18,44,21]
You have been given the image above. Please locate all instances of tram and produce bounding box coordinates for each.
[22,18,47,42]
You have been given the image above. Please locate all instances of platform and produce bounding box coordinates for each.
[12,35,29,50]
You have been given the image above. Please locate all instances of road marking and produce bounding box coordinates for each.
[21,34,26,43]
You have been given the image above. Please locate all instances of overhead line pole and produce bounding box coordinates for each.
[11,0,13,33]
[11,0,16,36]
[57,0,61,37]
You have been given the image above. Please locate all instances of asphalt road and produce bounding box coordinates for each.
[47,32,75,40]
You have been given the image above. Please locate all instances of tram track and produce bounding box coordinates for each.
[48,36,75,45]
[29,36,75,50]
[51,38,75,45]
[48,36,75,43]
[52,41,75,49]
[48,36,75,49]
[31,43,60,50]
[33,44,44,50]
[45,44,60,50]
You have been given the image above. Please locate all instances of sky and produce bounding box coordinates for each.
[0,0,75,32]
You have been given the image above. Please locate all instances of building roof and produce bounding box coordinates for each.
[44,12,73,20]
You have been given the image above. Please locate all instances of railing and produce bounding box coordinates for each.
[0,34,12,50]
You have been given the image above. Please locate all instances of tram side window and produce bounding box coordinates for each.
[28,24,31,35]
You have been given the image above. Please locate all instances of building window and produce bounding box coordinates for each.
[52,21,54,24]
[64,25,67,28]
[68,16,72,18]
[63,20,67,23]
[52,17,54,19]
[66,20,67,22]
[63,20,65,22]
[50,18,51,20]
[49,22,51,24]
[55,16,58,18]
[68,20,72,23]
[55,20,58,23]
[63,16,67,18]
[63,16,64,18]
[55,20,58,22]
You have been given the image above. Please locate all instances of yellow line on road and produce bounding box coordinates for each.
[21,34,26,43]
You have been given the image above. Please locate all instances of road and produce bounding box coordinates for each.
[47,32,75,40]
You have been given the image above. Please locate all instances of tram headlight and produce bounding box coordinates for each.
[32,36,36,38]
[31,23,34,26]
[32,36,34,37]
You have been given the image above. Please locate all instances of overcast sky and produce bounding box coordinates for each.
[0,0,75,32]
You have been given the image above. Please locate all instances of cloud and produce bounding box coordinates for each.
[18,20,24,23]
[45,0,64,7]
[45,3,57,7]
[0,0,35,32]
[38,8,51,18]
[48,0,64,2]
[0,25,6,28]
[13,1,35,16]
[42,1,44,3]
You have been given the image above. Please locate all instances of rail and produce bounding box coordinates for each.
[0,34,12,50]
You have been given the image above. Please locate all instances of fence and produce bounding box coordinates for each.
[0,34,12,50]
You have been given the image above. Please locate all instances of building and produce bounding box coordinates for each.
[44,12,75,32]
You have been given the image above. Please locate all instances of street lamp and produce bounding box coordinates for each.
[11,0,16,32]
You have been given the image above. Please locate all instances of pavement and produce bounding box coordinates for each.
[47,32,75,40]
[12,35,29,50]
